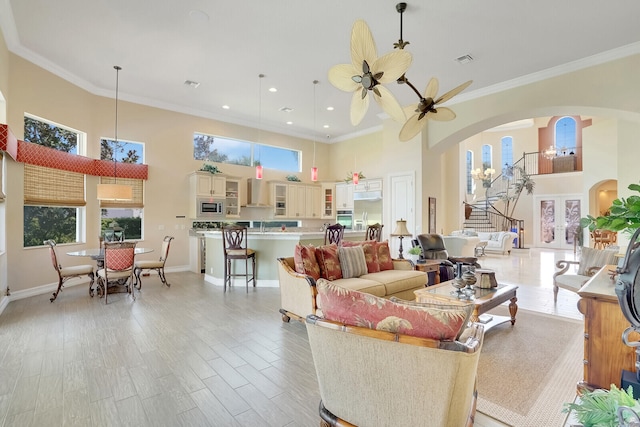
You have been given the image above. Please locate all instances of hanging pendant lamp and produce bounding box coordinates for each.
[97,65,133,201]
[255,74,264,179]
[311,80,319,182]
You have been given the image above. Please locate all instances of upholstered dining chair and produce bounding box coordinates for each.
[365,223,383,242]
[44,240,95,303]
[222,226,256,292]
[324,223,345,245]
[96,241,137,304]
[134,236,174,289]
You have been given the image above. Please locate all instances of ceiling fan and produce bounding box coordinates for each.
[328,3,472,142]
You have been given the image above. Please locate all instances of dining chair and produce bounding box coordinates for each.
[134,236,174,289]
[96,241,137,304]
[324,223,345,245]
[222,226,256,292]
[365,223,383,242]
[44,240,95,303]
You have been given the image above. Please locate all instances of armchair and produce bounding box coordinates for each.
[306,315,483,426]
[416,233,480,281]
[553,246,618,302]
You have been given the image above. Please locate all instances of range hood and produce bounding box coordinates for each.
[353,190,382,201]
[245,178,272,207]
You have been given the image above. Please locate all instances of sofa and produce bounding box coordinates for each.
[477,231,518,254]
[442,235,480,257]
[277,241,427,322]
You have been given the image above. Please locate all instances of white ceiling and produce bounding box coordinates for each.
[2,0,640,142]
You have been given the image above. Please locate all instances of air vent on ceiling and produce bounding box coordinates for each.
[184,80,200,88]
[455,54,474,64]
[279,107,294,113]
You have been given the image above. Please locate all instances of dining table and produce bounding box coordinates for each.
[67,247,154,297]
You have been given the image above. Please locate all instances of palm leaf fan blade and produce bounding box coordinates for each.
[435,80,473,104]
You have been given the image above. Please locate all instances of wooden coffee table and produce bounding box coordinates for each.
[414,281,518,331]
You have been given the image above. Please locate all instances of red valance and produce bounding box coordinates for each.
[0,124,148,179]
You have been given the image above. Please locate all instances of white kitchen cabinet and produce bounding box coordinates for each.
[306,185,321,218]
[271,183,288,217]
[335,183,354,210]
[321,182,335,219]
[225,178,240,217]
[354,178,382,192]
[191,172,225,197]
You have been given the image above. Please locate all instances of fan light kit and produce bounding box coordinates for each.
[328,2,472,142]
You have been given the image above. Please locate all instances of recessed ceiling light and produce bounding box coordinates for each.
[279,107,293,113]
[286,121,293,125]
[222,105,230,110]
[326,106,334,111]
[455,54,474,64]
[323,125,330,128]
[184,80,200,88]
[269,87,277,93]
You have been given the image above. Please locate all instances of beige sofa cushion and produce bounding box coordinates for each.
[330,277,387,297]
[361,269,426,295]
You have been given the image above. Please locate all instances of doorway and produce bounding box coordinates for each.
[388,172,415,257]
[534,195,583,249]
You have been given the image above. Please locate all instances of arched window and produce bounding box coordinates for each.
[481,144,492,170]
[555,117,577,151]
[501,136,513,175]
[466,150,474,194]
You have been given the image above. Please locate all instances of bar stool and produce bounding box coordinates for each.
[365,223,383,241]
[324,224,345,245]
[222,226,256,292]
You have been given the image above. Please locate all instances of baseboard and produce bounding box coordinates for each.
[204,274,279,288]
[0,294,9,316]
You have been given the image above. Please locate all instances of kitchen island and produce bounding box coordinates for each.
[201,230,366,288]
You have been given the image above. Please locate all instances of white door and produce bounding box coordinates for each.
[388,172,415,258]
[534,195,583,249]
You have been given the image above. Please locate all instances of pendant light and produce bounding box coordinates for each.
[310,80,319,182]
[255,73,264,179]
[97,65,133,201]
[352,156,359,185]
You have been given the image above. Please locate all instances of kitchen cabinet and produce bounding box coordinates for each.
[191,172,225,197]
[271,183,288,217]
[225,178,240,217]
[354,178,382,192]
[321,182,335,219]
[287,184,321,218]
[577,265,639,390]
[335,183,354,210]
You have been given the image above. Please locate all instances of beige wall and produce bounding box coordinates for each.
[3,32,640,295]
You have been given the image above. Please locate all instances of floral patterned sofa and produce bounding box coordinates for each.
[277,240,427,323]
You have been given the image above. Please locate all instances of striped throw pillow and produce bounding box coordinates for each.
[338,246,368,279]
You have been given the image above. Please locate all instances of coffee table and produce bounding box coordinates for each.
[414,281,518,331]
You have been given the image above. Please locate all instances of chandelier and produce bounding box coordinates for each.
[471,168,496,181]
[328,3,472,142]
[542,145,557,160]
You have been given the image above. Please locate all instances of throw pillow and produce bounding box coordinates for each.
[377,240,394,271]
[293,244,320,281]
[361,241,381,273]
[315,244,342,280]
[338,246,368,279]
[577,247,618,276]
[389,296,473,339]
[317,279,473,341]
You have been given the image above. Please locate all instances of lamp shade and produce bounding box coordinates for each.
[311,166,318,182]
[352,172,359,185]
[97,183,133,201]
[391,219,412,236]
[255,165,263,179]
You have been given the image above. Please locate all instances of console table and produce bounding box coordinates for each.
[577,265,640,390]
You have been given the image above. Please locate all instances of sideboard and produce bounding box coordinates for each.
[577,265,640,390]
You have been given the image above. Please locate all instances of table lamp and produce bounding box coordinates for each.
[391,218,412,259]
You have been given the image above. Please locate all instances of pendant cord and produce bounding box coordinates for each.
[113,65,121,182]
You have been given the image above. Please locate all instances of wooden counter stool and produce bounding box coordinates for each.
[222,226,256,292]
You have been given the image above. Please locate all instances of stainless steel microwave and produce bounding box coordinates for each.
[198,199,225,217]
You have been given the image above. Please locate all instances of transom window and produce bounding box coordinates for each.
[555,116,577,149]
[193,133,301,173]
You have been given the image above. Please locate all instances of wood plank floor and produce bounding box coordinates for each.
[0,247,582,426]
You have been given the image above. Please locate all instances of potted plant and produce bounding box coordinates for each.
[580,183,640,237]
[563,384,640,426]
[407,245,422,263]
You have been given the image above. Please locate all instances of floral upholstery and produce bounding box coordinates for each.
[377,240,394,271]
[316,244,342,280]
[316,279,473,341]
[294,244,321,280]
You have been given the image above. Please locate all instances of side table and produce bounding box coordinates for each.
[413,260,441,285]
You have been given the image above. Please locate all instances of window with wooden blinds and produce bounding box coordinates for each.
[99,177,144,208]
[24,164,85,206]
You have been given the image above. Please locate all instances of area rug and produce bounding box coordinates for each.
[476,306,583,427]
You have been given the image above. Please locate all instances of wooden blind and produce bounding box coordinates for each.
[24,164,85,206]
[99,177,144,208]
